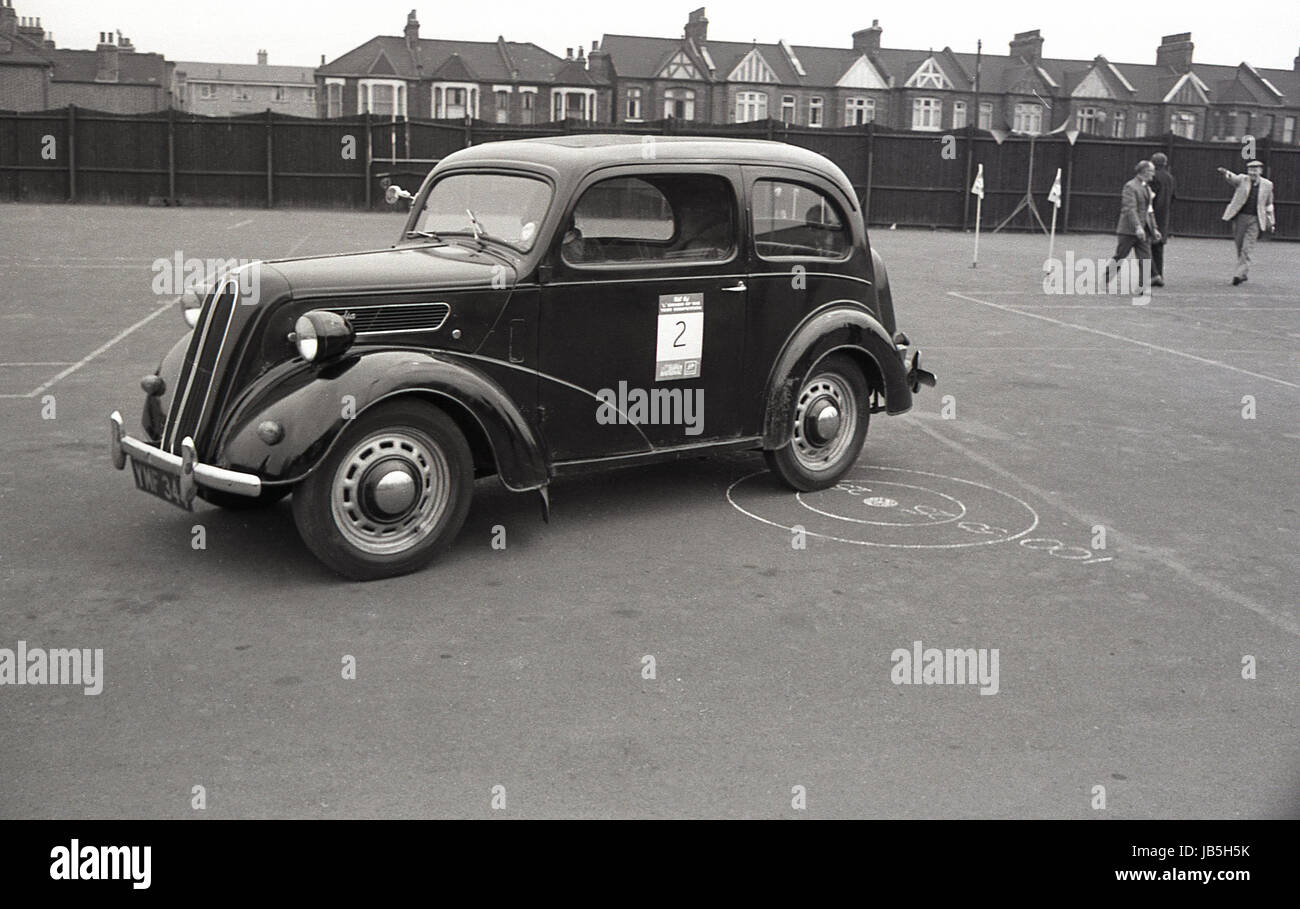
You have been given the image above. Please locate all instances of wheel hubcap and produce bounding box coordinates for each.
[331,429,451,556]
[792,373,857,472]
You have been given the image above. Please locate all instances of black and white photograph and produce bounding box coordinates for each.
[0,0,1296,876]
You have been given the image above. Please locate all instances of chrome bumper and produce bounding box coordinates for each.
[894,332,937,393]
[109,411,261,505]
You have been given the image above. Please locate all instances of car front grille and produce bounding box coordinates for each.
[326,301,450,335]
[163,280,239,454]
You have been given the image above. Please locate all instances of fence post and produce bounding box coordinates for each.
[464,114,472,147]
[1062,133,1074,234]
[265,109,274,208]
[962,125,974,231]
[167,107,176,203]
[363,112,372,209]
[863,123,874,225]
[66,104,76,203]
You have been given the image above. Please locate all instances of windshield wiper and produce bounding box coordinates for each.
[405,229,441,240]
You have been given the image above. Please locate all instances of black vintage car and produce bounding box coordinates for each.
[110,135,935,580]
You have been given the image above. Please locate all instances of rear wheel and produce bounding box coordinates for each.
[291,399,473,580]
[764,353,870,492]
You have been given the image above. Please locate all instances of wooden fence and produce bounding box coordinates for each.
[1,106,1296,239]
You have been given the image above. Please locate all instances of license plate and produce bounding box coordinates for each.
[130,458,192,511]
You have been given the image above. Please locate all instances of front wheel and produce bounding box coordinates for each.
[764,353,870,492]
[291,399,473,580]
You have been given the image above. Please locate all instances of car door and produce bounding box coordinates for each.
[538,164,749,462]
[740,166,865,432]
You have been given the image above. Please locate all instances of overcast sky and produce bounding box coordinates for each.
[20,0,1300,73]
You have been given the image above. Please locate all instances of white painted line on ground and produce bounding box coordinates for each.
[284,231,313,257]
[0,300,175,399]
[947,291,1300,389]
[0,361,76,367]
[902,415,1300,638]
[228,218,255,230]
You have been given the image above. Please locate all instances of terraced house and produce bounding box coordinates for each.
[599,8,1300,143]
[316,9,610,124]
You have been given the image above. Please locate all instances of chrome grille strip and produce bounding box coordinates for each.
[163,284,222,450]
[165,280,237,452]
[190,281,241,447]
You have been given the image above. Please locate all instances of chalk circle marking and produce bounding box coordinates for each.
[726,465,1040,549]
[796,480,968,527]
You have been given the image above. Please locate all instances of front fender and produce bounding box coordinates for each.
[762,303,912,448]
[215,350,549,491]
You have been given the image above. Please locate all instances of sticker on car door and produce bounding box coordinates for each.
[655,293,703,382]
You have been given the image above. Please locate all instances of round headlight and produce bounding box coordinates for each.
[177,286,205,328]
[293,310,354,363]
[294,314,319,361]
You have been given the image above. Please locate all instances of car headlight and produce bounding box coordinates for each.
[292,310,355,363]
[177,286,206,328]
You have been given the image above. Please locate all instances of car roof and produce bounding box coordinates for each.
[438,135,858,205]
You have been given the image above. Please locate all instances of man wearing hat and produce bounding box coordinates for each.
[1217,161,1276,285]
[1105,160,1159,295]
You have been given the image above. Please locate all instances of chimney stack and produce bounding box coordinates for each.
[404,9,419,43]
[684,7,708,44]
[852,19,882,55]
[588,39,613,82]
[96,31,120,83]
[1156,32,1194,74]
[0,1,17,38]
[1009,29,1044,63]
[257,49,268,65]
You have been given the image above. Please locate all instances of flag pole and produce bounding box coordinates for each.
[1047,166,1062,261]
[1048,200,1058,261]
[973,195,982,267]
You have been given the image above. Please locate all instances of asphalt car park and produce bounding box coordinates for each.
[1,203,1296,818]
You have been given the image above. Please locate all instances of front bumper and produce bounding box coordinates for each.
[109,411,262,506]
[894,332,937,393]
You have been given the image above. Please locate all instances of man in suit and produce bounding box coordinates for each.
[1218,161,1275,285]
[1105,160,1159,295]
[1148,153,1175,286]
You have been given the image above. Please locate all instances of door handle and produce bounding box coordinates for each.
[721,282,747,292]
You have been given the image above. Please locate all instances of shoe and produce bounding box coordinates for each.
[1232,276,1243,286]
[1151,275,1164,287]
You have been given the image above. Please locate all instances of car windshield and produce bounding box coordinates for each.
[414,173,551,252]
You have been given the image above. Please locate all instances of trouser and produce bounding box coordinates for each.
[1233,214,1259,279]
[1106,233,1151,292]
[1151,237,1165,278]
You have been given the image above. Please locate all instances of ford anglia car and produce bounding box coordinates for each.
[110,135,935,580]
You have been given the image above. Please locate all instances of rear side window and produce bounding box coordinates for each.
[563,173,736,266]
[752,179,850,259]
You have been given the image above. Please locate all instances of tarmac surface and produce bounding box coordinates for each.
[0,204,1296,817]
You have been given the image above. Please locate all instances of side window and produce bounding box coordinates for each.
[562,174,736,266]
[751,179,851,259]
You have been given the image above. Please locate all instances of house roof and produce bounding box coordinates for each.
[319,34,579,84]
[600,28,1300,107]
[175,61,316,84]
[0,30,54,67]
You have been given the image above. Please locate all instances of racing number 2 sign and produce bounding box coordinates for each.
[655,293,703,382]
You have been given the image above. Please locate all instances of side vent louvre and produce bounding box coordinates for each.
[326,302,450,335]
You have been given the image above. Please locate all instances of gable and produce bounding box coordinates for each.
[728,47,777,83]
[836,54,889,89]
[368,50,398,77]
[905,57,952,90]
[658,50,700,80]
[1164,72,1209,105]
[1071,68,1114,99]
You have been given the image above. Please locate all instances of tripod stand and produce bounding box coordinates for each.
[993,133,1050,235]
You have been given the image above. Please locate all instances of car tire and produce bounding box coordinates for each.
[197,486,290,510]
[291,398,474,581]
[764,353,870,492]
